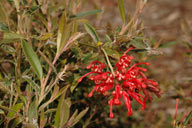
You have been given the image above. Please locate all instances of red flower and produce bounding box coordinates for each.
[78,47,161,118]
[116,47,134,71]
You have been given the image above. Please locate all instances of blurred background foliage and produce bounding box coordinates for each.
[0,0,191,128]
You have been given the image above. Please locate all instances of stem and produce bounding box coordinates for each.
[79,42,97,48]
[101,47,115,76]
[39,33,84,104]
[174,98,179,120]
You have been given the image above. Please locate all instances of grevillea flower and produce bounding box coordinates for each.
[78,47,161,118]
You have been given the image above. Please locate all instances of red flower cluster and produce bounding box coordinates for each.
[78,47,161,118]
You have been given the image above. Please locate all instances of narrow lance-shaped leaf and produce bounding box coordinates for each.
[4,32,24,40]
[39,85,69,112]
[0,3,7,22]
[0,109,4,114]
[38,33,53,40]
[1,44,16,54]
[0,32,24,44]
[28,100,38,125]
[68,109,78,123]
[71,107,89,127]
[8,118,22,128]
[0,22,9,31]
[56,11,72,54]
[70,74,81,92]
[21,40,43,80]
[54,93,70,128]
[40,110,46,128]
[34,12,48,30]
[105,48,120,59]
[159,41,178,48]
[7,103,23,118]
[13,0,20,12]
[60,99,70,127]
[84,23,99,43]
[22,75,41,93]
[57,11,66,54]
[71,9,102,18]
[118,0,126,24]
[183,111,192,125]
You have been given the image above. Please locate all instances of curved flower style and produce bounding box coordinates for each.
[78,47,161,118]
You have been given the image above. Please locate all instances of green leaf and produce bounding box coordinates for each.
[8,118,22,128]
[0,3,7,22]
[40,110,46,128]
[4,32,23,40]
[54,94,70,128]
[28,101,38,125]
[13,0,20,12]
[38,33,53,40]
[105,48,120,59]
[56,11,72,54]
[118,0,126,24]
[39,85,69,111]
[0,109,4,114]
[26,5,41,15]
[82,52,93,64]
[70,46,83,58]
[21,40,43,80]
[7,103,23,118]
[159,41,178,48]
[23,123,36,128]
[71,9,102,18]
[3,32,23,39]
[129,39,146,49]
[0,22,9,31]
[84,23,99,43]
[0,105,22,119]
[68,109,78,122]
[34,12,48,30]
[0,44,16,54]
[70,74,81,92]
[71,107,89,127]
[0,82,14,95]
[22,75,40,93]
[0,32,24,44]
[183,111,192,125]
[60,99,70,127]
[44,108,57,115]
[38,50,57,74]
[57,11,66,54]
[54,85,69,100]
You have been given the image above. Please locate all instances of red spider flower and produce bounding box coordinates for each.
[78,47,161,118]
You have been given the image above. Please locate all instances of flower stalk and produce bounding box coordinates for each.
[101,47,115,76]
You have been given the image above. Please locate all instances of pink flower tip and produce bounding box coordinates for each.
[141,84,147,88]
[123,47,135,55]
[174,98,179,120]
[78,79,82,83]
[141,106,145,110]
[141,68,147,72]
[128,111,132,116]
[86,66,91,69]
[114,99,121,105]
[145,62,150,65]
[110,113,114,118]
[88,93,93,97]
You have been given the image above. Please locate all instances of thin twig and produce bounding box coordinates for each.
[101,47,115,76]
[39,33,84,104]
